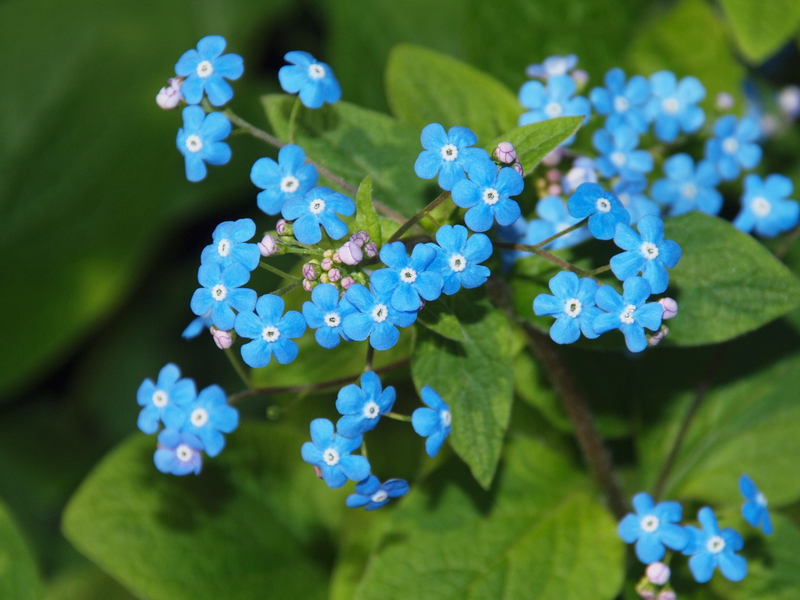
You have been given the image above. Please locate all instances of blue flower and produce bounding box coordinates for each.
[590,68,650,133]
[525,54,578,79]
[610,215,682,294]
[592,126,653,183]
[567,182,630,240]
[346,476,409,510]
[612,179,660,225]
[733,174,800,237]
[278,51,341,109]
[562,156,598,195]
[136,363,196,434]
[650,154,722,217]
[178,385,238,458]
[175,35,243,106]
[428,225,493,295]
[370,242,443,312]
[411,386,451,457]
[593,277,663,353]
[519,75,591,142]
[342,281,417,351]
[190,262,257,331]
[200,218,260,271]
[302,283,355,349]
[524,196,590,250]
[646,71,705,142]
[234,294,306,368]
[683,507,747,583]
[301,418,370,488]
[281,186,355,244]
[154,428,203,476]
[414,123,490,191]
[451,157,524,232]
[251,145,318,216]
[533,272,602,345]
[335,371,396,438]
[705,115,762,181]
[177,106,232,182]
[617,492,690,564]
[181,314,212,339]
[739,474,773,535]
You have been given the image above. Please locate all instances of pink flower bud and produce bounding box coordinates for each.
[546,168,561,183]
[276,219,290,236]
[156,77,182,109]
[493,141,518,164]
[352,231,369,246]
[302,279,317,292]
[638,591,655,600]
[571,68,589,87]
[211,327,233,350]
[328,268,342,282]
[541,147,563,166]
[313,465,324,479]
[547,183,562,196]
[657,591,676,600]
[332,252,341,263]
[258,234,278,257]
[302,262,319,280]
[646,562,671,586]
[364,242,378,258]
[512,161,524,177]
[715,91,735,111]
[659,298,678,320]
[338,241,363,265]
[321,257,334,271]
[648,326,669,347]
[341,276,355,289]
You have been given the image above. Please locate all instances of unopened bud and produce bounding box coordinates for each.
[715,91,735,111]
[778,85,800,120]
[313,465,324,479]
[657,591,676,600]
[328,268,342,282]
[646,562,670,586]
[638,590,655,600]
[323,249,335,259]
[547,183,562,196]
[648,326,669,347]
[571,68,589,87]
[494,141,518,164]
[258,234,278,257]
[320,273,331,284]
[321,257,334,271]
[156,77,183,109]
[302,262,319,280]
[341,276,355,289]
[211,327,233,350]
[659,298,678,320]
[546,168,561,183]
[302,279,317,292]
[276,219,291,236]
[352,231,369,246]
[512,161,524,177]
[339,240,363,265]
[364,241,378,258]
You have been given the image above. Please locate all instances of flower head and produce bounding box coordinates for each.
[533,271,602,344]
[610,215,682,294]
[178,385,238,458]
[279,51,341,109]
[518,74,591,143]
[683,506,747,583]
[176,106,232,182]
[428,225,493,295]
[733,174,799,238]
[154,428,203,476]
[251,145,318,216]
[590,68,650,133]
[200,218,260,272]
[234,294,306,368]
[281,186,355,244]
[617,492,690,564]
[592,125,653,183]
[705,115,762,181]
[302,283,355,349]
[525,54,578,79]
[451,157,524,232]
[567,182,630,240]
[346,476,409,510]
[593,277,663,352]
[650,154,722,217]
[646,71,705,142]
[370,242,443,312]
[136,363,196,434]
[335,371,396,438]
[411,386,452,457]
[739,474,772,535]
[175,35,243,106]
[342,281,417,351]
[190,262,257,331]
[414,123,490,191]
[300,418,370,488]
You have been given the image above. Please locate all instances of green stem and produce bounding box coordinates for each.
[259,261,301,281]
[274,281,302,296]
[493,241,591,277]
[287,97,302,145]
[364,345,375,372]
[385,412,412,423]
[530,220,587,249]
[224,347,252,390]
[224,109,285,149]
[584,264,612,277]
[388,191,451,243]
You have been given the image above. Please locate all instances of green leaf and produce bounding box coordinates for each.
[411,295,514,489]
[63,424,339,600]
[44,564,136,600]
[485,117,584,174]
[385,44,520,142]
[0,499,42,600]
[719,0,800,63]
[354,175,382,246]
[664,213,800,346]
[262,95,427,216]
[415,296,468,342]
[354,437,624,600]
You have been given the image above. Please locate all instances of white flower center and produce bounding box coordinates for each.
[362,401,381,419]
[196,60,214,78]
[324,312,341,328]
[596,197,612,213]
[217,238,231,257]
[449,254,467,273]
[751,196,772,217]
[370,490,389,503]
[640,241,659,260]
[323,447,340,466]
[400,267,418,284]
[280,175,300,193]
[661,97,680,115]
[308,64,326,80]
[482,188,500,206]
[191,408,209,427]
[722,137,739,155]
[706,535,726,554]
[640,515,659,533]
[440,144,459,162]
[185,134,203,153]
[620,304,637,324]
[176,444,193,462]
[371,304,388,323]
[614,97,630,112]
[564,297,582,318]
[682,183,697,199]
[309,198,326,214]
[261,326,281,342]
[152,390,169,408]
[440,409,451,426]
[756,492,768,506]
[545,102,563,118]
[610,151,627,168]
[212,284,228,302]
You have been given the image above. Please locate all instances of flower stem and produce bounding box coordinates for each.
[273,281,302,296]
[387,191,451,244]
[224,347,252,390]
[493,241,592,277]
[259,261,301,281]
[364,345,375,372]
[385,412,412,422]
[584,264,612,276]
[531,220,587,249]
[287,97,302,145]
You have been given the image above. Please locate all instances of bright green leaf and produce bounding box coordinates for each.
[354,175,382,246]
[485,117,584,174]
[415,296,468,342]
[0,499,42,600]
[719,0,800,63]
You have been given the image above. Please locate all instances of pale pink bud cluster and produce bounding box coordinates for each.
[336,230,376,266]
[493,141,524,177]
[258,234,278,257]
[156,77,183,110]
[659,297,678,320]
[211,327,233,350]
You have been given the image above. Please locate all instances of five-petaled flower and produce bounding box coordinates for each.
[200,218,260,272]
[234,294,306,368]
[301,418,371,489]
[346,476,409,510]
[281,186,355,245]
[175,35,244,106]
[617,492,690,564]
[411,386,452,458]
[610,215,682,294]
[342,280,417,351]
[302,283,356,349]
[533,271,602,345]
[593,277,663,352]
[154,428,204,476]
[177,106,232,182]
[733,174,800,238]
[568,182,631,240]
[278,51,342,109]
[251,144,319,216]
[683,506,747,583]
[451,157,525,232]
[335,371,396,438]
[428,225,493,295]
[414,123,489,191]
[371,242,444,312]
[178,384,238,458]
[739,474,773,535]
[190,262,257,331]
[136,363,196,434]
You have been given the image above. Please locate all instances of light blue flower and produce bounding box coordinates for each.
[593,277,663,353]
[178,385,238,458]
[175,35,243,106]
[567,182,630,240]
[533,272,602,345]
[590,68,650,133]
[525,54,578,79]
[414,123,489,191]
[302,283,355,349]
[451,157,524,232]
[646,71,705,142]
[733,174,800,237]
[335,371,396,438]
[176,106,232,182]
[251,145,318,215]
[705,115,762,181]
[610,215,682,294]
[278,51,341,109]
[618,492,690,564]
[524,196,590,250]
[181,314,212,339]
[650,154,722,217]
[562,156,598,195]
[281,186,355,244]
[234,294,306,368]
[739,474,773,535]
[519,74,591,144]
[190,262,257,331]
[346,476,409,510]
[683,506,747,583]
[428,225,493,295]
[154,428,203,476]
[136,363,196,434]
[301,418,370,489]
[612,179,660,225]
[371,242,443,312]
[342,281,417,351]
[592,125,653,183]
[200,218,260,271]
[411,386,451,458]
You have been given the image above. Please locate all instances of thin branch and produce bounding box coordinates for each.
[387,191,451,243]
[493,241,592,277]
